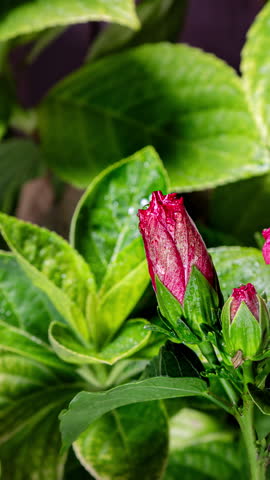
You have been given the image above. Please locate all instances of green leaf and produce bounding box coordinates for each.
[0,320,70,372]
[0,139,44,213]
[155,276,183,332]
[210,247,270,299]
[1,411,67,480]
[71,146,167,285]
[0,352,58,407]
[0,386,79,480]
[164,408,242,480]
[0,344,81,479]
[0,251,63,342]
[183,266,220,338]
[248,384,270,415]
[209,173,270,246]
[71,146,168,342]
[49,319,151,365]
[73,401,168,480]
[0,213,94,339]
[241,1,270,143]
[89,0,187,60]
[60,376,207,449]
[143,341,204,379]
[39,43,269,190]
[0,0,139,41]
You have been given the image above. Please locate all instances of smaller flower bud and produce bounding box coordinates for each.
[262,228,270,264]
[221,283,269,367]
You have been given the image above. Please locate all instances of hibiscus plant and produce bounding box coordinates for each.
[1,2,270,480]
[0,146,270,480]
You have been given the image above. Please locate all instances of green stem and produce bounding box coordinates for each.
[200,341,218,366]
[237,400,265,480]
[199,341,239,406]
[236,362,266,480]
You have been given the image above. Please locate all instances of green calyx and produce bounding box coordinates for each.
[221,295,270,365]
[183,266,220,339]
[155,267,220,344]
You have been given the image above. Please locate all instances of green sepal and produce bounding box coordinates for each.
[155,276,184,331]
[221,297,231,352]
[174,319,201,344]
[155,273,217,344]
[183,266,220,339]
[229,303,261,359]
[155,277,201,344]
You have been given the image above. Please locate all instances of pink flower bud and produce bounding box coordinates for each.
[262,228,270,264]
[138,191,216,305]
[230,283,259,322]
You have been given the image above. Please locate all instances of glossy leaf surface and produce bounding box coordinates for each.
[60,376,207,449]
[0,214,93,338]
[71,147,168,341]
[242,1,270,143]
[74,401,168,480]
[210,247,270,299]
[0,0,139,41]
[40,43,269,189]
[49,319,151,365]
[164,409,243,480]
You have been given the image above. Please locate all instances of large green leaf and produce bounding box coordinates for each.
[1,410,67,480]
[89,0,187,60]
[71,147,167,285]
[60,376,207,449]
[164,408,243,480]
[210,247,270,299]
[0,0,139,41]
[71,146,168,342]
[0,251,63,342]
[39,43,269,189]
[0,320,71,372]
[0,345,81,480]
[0,213,94,338]
[0,139,44,214]
[241,1,270,143]
[49,319,151,365]
[73,401,168,480]
[0,386,79,480]
[0,352,58,407]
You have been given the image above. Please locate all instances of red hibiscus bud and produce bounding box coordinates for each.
[262,228,270,264]
[230,283,259,322]
[138,191,216,305]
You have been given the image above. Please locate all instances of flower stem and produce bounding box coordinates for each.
[236,362,266,480]
[199,341,218,366]
[237,400,265,480]
[199,341,239,406]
